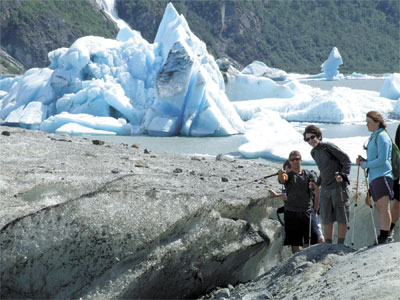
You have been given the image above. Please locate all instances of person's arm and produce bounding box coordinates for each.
[278,168,288,184]
[363,134,391,169]
[327,143,351,176]
[268,189,282,198]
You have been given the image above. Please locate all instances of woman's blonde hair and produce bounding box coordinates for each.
[366,111,386,129]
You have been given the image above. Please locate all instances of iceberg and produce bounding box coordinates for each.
[224,73,297,102]
[320,47,343,80]
[0,3,243,137]
[380,73,400,100]
[241,61,288,81]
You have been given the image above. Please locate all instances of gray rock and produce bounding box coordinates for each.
[2,126,398,300]
[0,126,284,299]
[209,243,400,300]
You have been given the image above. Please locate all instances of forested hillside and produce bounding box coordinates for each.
[117,0,400,74]
[0,0,117,74]
[0,0,399,75]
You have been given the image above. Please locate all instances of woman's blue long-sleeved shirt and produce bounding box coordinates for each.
[362,128,393,183]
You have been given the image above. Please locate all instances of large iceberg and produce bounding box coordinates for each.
[0,3,243,137]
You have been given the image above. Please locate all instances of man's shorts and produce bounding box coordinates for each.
[320,186,349,225]
[284,210,319,247]
[370,176,394,201]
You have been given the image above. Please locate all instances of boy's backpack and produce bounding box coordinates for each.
[375,130,400,180]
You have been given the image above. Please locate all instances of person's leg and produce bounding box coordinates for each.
[284,211,303,253]
[389,200,399,242]
[291,246,300,253]
[320,188,334,242]
[391,199,400,226]
[376,195,391,231]
[338,222,347,239]
[324,223,334,241]
[334,186,349,240]
[391,179,399,229]
[370,177,394,244]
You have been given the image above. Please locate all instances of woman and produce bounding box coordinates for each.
[356,111,394,244]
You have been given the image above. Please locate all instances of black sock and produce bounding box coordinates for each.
[325,239,332,244]
[390,223,396,232]
[337,238,345,244]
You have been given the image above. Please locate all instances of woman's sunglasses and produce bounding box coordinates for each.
[289,157,301,161]
[304,135,316,142]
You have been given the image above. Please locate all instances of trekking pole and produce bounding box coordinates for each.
[363,168,378,245]
[335,172,350,231]
[351,164,360,247]
[308,198,313,246]
[308,179,315,246]
[219,172,279,192]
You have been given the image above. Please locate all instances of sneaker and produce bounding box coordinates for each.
[387,230,394,243]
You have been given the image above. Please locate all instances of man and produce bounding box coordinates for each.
[278,150,320,253]
[303,125,351,244]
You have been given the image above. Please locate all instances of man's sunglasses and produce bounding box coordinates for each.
[289,157,301,161]
[304,135,316,142]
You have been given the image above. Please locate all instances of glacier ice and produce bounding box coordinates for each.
[0,3,243,137]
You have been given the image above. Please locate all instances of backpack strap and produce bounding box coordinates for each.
[374,129,393,145]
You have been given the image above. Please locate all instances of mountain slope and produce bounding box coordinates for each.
[117,0,400,74]
[0,0,399,75]
[0,0,118,74]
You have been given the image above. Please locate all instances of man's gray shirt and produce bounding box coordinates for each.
[311,142,351,190]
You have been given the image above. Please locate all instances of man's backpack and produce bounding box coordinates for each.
[375,130,400,180]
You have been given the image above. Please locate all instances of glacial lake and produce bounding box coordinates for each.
[97,78,399,179]
[99,78,398,155]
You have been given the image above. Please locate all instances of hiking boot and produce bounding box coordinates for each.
[377,235,388,244]
[372,235,388,246]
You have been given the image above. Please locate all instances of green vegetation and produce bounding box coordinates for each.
[1,0,118,71]
[118,0,400,74]
[1,0,398,74]
[4,0,117,39]
[0,58,20,74]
